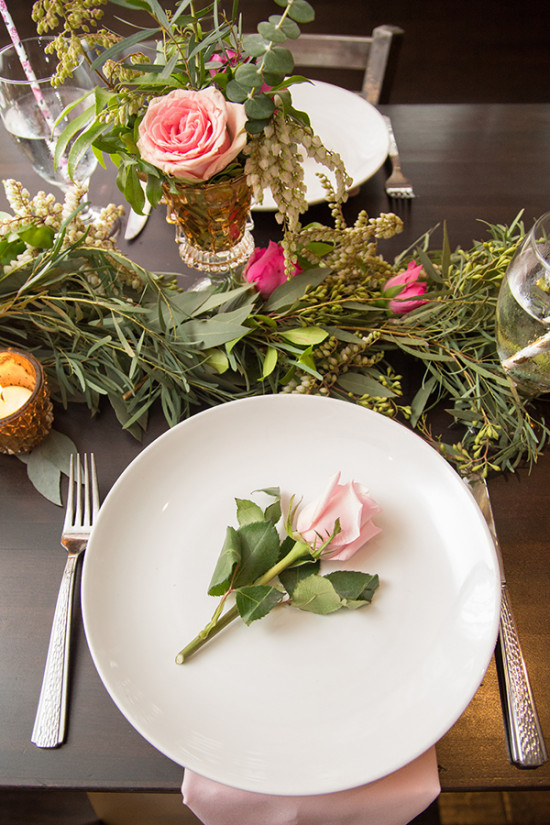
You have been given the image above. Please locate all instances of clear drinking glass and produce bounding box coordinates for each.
[496,212,550,393]
[0,36,99,221]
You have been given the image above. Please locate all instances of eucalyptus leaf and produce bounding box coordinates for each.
[279,326,328,346]
[16,429,77,505]
[336,372,397,398]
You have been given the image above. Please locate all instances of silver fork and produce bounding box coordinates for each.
[31,453,99,748]
[383,115,416,199]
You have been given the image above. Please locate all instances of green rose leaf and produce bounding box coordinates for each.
[207,525,242,596]
[324,571,380,605]
[290,574,343,614]
[279,326,328,346]
[236,497,265,526]
[233,520,281,587]
[263,46,294,76]
[279,560,321,596]
[235,584,284,625]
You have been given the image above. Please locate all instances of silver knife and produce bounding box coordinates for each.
[124,199,152,240]
[468,475,548,768]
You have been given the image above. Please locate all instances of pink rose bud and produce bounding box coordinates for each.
[243,241,302,297]
[295,472,382,561]
[383,261,428,314]
[136,87,247,182]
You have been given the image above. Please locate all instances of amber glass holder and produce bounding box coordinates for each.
[0,348,54,454]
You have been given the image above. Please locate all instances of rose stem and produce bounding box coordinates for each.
[175,540,311,664]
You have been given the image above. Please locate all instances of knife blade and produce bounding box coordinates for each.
[468,475,548,768]
[124,199,152,241]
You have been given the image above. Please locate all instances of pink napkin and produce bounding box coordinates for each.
[181,746,440,825]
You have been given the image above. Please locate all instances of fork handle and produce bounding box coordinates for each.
[31,554,79,748]
[384,116,402,169]
[497,584,548,767]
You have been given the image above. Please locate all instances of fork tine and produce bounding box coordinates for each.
[74,454,83,527]
[63,454,75,532]
[90,453,100,522]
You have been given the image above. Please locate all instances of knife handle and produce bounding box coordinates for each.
[497,584,548,767]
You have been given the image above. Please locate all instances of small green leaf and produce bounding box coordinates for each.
[279,326,328,346]
[261,346,278,379]
[235,585,284,625]
[279,560,320,596]
[324,571,380,604]
[258,20,287,43]
[226,79,249,103]
[17,225,55,249]
[285,0,315,23]
[263,46,294,75]
[269,14,301,39]
[336,372,397,398]
[234,63,264,88]
[235,497,265,526]
[234,520,281,587]
[242,33,269,57]
[290,574,342,614]
[245,93,276,120]
[207,526,241,596]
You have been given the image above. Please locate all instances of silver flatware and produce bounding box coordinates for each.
[468,475,548,768]
[31,454,100,748]
[383,115,416,199]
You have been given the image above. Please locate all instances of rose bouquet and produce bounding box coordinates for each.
[176,473,381,663]
[32,0,351,230]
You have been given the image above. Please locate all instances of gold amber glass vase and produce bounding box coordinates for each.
[163,174,254,275]
[0,348,53,454]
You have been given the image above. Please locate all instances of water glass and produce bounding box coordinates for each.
[0,36,97,202]
[496,212,550,393]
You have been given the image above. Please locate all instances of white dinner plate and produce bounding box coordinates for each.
[252,80,389,210]
[82,395,500,796]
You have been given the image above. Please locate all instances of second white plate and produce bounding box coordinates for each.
[253,80,389,210]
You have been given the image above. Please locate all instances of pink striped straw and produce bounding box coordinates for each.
[0,0,56,133]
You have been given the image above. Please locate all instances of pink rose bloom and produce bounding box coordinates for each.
[384,261,428,314]
[295,472,382,561]
[136,87,247,182]
[243,241,302,297]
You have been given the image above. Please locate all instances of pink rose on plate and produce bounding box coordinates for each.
[136,87,247,182]
[383,260,428,314]
[295,472,382,561]
[243,241,302,297]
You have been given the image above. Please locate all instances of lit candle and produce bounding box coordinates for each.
[0,348,53,454]
[0,384,33,418]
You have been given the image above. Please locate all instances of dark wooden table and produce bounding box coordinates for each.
[1,103,550,793]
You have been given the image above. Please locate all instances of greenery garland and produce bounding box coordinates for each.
[1,183,548,481]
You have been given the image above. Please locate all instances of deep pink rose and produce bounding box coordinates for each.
[384,261,428,314]
[243,241,302,297]
[295,472,382,561]
[136,87,247,182]
[209,51,271,93]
